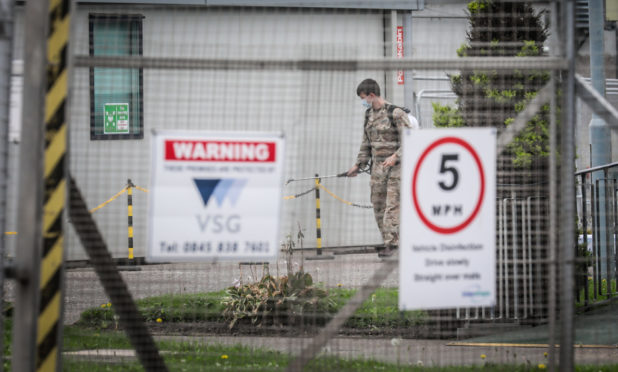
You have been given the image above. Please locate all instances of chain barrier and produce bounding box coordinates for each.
[6,180,362,236]
[89,187,129,214]
[133,185,149,193]
[317,183,373,209]
[283,170,372,209]
[283,187,315,200]
[90,181,148,214]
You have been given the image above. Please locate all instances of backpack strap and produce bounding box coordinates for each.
[386,104,411,126]
[363,108,373,172]
[363,107,371,137]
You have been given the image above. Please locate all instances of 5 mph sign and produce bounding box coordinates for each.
[400,128,496,310]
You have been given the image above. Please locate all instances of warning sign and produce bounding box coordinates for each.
[147,131,285,262]
[104,103,129,134]
[399,128,496,310]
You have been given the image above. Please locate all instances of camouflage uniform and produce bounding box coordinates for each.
[355,102,412,249]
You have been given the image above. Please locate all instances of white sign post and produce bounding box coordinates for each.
[399,128,496,310]
[147,131,285,262]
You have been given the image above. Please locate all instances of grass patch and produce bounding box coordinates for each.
[330,288,426,328]
[63,326,133,351]
[62,337,618,372]
[76,287,426,330]
[77,290,228,328]
[576,278,617,307]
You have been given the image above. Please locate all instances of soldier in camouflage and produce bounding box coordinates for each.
[347,79,413,258]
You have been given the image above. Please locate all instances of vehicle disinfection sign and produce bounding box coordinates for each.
[399,128,496,310]
[148,131,285,262]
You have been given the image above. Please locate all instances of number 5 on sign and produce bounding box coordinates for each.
[399,128,496,310]
[438,154,459,191]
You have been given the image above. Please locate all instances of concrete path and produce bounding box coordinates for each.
[466,298,618,346]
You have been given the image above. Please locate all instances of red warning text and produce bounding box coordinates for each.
[165,140,276,162]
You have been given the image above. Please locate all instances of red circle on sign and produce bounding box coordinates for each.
[412,137,485,234]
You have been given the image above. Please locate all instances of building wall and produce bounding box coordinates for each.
[67,5,392,259]
[2,3,474,260]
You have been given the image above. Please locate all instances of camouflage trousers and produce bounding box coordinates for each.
[370,162,400,248]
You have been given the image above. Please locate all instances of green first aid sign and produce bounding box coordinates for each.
[104,103,130,134]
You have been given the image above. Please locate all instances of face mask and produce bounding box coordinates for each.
[361,99,371,109]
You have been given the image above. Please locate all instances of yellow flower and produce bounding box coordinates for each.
[221,354,228,360]
[337,283,342,287]
[106,303,112,308]
[100,304,106,308]
[480,354,486,360]
[544,352,548,358]
[538,363,546,369]
[156,318,163,323]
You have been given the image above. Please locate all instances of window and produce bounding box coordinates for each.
[89,14,143,140]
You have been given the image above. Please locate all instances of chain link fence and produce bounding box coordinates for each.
[1,0,617,371]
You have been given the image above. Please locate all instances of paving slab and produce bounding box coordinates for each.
[464,299,618,346]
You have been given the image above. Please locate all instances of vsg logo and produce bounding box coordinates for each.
[193,178,247,233]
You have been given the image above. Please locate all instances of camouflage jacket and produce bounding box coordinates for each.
[355,102,412,168]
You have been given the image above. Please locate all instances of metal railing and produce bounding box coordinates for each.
[457,194,548,322]
[415,89,458,126]
[580,77,618,95]
[576,161,618,306]
[456,160,618,322]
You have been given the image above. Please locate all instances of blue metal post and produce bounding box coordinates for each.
[588,0,611,278]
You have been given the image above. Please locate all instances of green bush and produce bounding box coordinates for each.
[433,0,550,168]
[432,103,464,128]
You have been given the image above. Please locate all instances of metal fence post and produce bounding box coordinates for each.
[604,170,612,294]
[12,1,49,371]
[559,1,576,370]
[580,174,589,306]
[593,181,600,298]
[0,0,13,366]
[548,72,557,367]
[511,193,518,319]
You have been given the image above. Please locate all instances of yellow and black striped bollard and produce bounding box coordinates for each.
[306,175,333,261]
[127,179,135,261]
[314,174,322,255]
[38,0,70,371]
